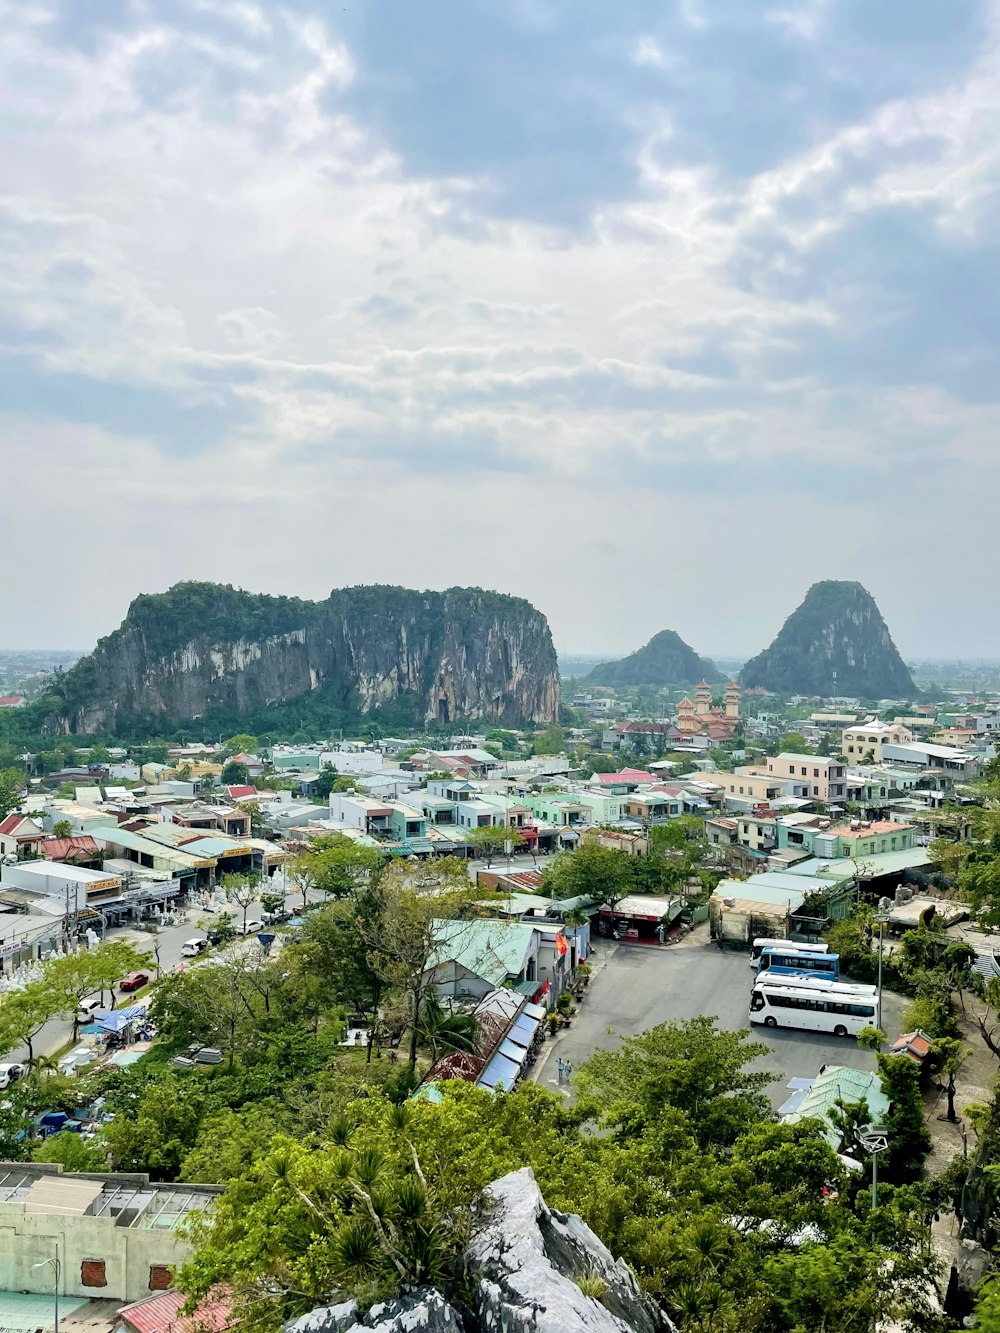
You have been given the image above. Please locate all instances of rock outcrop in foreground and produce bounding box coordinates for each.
[284,1168,675,1333]
[57,582,560,731]
[740,581,915,698]
[586,630,722,688]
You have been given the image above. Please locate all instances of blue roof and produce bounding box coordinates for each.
[478,1051,521,1091]
[508,1013,540,1047]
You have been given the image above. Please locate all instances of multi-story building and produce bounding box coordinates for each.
[763,754,847,803]
[842,718,914,762]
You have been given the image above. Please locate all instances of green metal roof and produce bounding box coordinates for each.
[787,847,930,880]
[430,919,535,986]
[784,1065,888,1149]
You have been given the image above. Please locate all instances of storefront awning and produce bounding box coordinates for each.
[477,1051,521,1091]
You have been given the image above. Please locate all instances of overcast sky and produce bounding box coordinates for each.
[2,1,999,658]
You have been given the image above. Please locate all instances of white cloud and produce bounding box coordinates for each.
[0,1,999,651]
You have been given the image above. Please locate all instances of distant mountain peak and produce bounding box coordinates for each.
[740,581,915,698]
[586,628,723,687]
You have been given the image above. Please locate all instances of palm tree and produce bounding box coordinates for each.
[27,1053,60,1080]
[416,991,479,1063]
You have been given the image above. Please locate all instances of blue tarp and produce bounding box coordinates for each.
[93,1005,146,1033]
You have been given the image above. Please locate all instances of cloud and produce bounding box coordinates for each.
[0,0,1000,653]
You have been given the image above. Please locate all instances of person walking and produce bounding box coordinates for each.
[556,1056,565,1084]
[564,1060,572,1083]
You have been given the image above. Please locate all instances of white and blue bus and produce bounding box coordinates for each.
[750,976,879,1037]
[758,946,839,981]
[750,938,830,970]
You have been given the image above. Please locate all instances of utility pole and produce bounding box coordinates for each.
[874,896,893,1025]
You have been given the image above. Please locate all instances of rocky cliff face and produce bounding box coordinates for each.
[740,581,915,698]
[586,630,722,688]
[284,1169,675,1333]
[57,582,560,731]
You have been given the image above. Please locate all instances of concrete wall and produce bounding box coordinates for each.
[0,1205,193,1303]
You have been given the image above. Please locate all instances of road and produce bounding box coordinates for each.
[3,872,317,1066]
[539,929,906,1110]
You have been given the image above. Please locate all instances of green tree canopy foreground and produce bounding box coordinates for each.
[178,1017,942,1333]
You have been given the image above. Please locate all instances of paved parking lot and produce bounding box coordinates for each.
[541,929,906,1110]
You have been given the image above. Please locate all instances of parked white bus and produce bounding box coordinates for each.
[749,977,880,1037]
[750,937,830,969]
[755,973,877,999]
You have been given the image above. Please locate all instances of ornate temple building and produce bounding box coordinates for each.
[676,680,740,741]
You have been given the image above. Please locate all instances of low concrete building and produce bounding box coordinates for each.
[0,1163,220,1304]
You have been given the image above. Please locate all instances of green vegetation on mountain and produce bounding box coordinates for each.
[50,581,560,734]
[740,581,915,698]
[587,629,723,687]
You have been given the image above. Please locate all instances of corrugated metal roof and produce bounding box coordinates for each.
[24,1174,103,1215]
[119,1288,233,1333]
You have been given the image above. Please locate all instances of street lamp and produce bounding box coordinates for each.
[874,896,893,1022]
[32,1243,60,1333]
[859,1129,889,1209]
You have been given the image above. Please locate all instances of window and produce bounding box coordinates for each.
[813,769,819,778]
[148,1265,173,1291]
[82,1261,107,1288]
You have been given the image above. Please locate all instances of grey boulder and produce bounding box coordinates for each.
[468,1167,675,1333]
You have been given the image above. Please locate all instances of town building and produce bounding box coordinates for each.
[676,681,740,740]
[762,754,847,803]
[0,1162,219,1305]
[842,718,915,762]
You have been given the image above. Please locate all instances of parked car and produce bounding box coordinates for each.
[237,919,263,935]
[77,996,104,1024]
[180,938,208,958]
[0,1063,25,1089]
[119,972,150,992]
[261,909,289,925]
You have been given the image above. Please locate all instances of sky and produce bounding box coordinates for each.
[2,0,1000,659]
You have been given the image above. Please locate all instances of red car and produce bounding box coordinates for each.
[119,972,150,992]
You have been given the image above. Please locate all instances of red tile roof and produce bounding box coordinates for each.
[0,814,24,836]
[42,835,100,862]
[226,785,257,799]
[597,769,657,785]
[119,1289,233,1333]
[0,695,24,707]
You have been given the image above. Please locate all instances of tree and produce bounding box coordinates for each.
[358,862,481,1070]
[532,726,565,756]
[34,1130,107,1172]
[877,1053,931,1184]
[574,1016,774,1149]
[45,940,152,1038]
[222,871,262,936]
[221,734,258,760]
[50,819,73,839]
[465,823,524,867]
[221,759,250,787]
[778,732,811,754]
[151,951,274,1071]
[415,990,478,1063]
[293,835,383,901]
[0,767,25,821]
[542,844,634,914]
[929,1037,970,1123]
[294,893,386,1057]
[310,763,339,800]
[102,1071,206,1177]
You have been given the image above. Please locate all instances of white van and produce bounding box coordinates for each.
[180,938,208,958]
